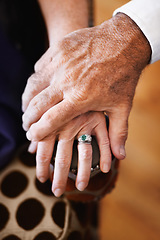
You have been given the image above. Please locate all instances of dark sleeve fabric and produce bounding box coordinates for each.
[0,0,46,169]
[0,26,30,169]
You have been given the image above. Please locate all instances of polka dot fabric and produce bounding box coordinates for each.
[0,144,101,239]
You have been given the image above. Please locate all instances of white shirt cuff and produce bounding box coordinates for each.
[113,0,160,63]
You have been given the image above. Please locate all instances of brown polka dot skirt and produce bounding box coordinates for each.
[0,139,119,240]
[0,144,102,239]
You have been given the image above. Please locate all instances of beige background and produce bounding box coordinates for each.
[94,1,160,239]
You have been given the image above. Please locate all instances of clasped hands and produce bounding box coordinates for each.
[22,14,151,197]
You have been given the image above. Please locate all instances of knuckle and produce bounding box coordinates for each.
[22,119,29,132]
[56,156,70,169]
[22,112,31,127]
[101,137,110,149]
[45,112,54,125]
[119,128,128,140]
[29,86,38,97]
[29,98,41,115]
[96,112,105,121]
[22,93,30,110]
[24,77,38,99]
[21,92,26,103]
[28,74,38,87]
[37,153,50,165]
[28,74,36,84]
[34,61,41,72]
[22,115,27,125]
[30,127,41,141]
[22,101,27,115]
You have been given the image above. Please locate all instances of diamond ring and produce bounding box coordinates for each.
[78,134,92,144]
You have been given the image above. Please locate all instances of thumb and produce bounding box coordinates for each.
[108,107,130,160]
[26,99,83,141]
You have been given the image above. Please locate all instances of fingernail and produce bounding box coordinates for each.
[28,143,36,153]
[22,122,29,131]
[120,145,126,158]
[102,163,110,173]
[77,182,86,191]
[26,131,31,140]
[54,188,63,197]
[39,177,46,183]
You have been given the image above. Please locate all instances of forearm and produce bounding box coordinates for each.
[38,0,89,45]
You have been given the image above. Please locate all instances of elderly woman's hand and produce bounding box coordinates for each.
[29,112,111,197]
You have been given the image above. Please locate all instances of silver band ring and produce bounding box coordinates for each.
[78,134,92,144]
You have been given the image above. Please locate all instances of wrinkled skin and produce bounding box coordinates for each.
[22,14,151,196]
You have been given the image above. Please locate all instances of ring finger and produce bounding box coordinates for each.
[76,133,92,191]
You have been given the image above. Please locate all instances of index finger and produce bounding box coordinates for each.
[26,99,85,142]
[22,70,51,112]
[22,85,63,131]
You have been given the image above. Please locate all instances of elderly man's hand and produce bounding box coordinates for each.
[22,13,151,160]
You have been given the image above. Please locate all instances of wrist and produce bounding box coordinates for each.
[38,0,89,46]
[48,20,88,46]
[102,13,151,71]
[113,13,151,67]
